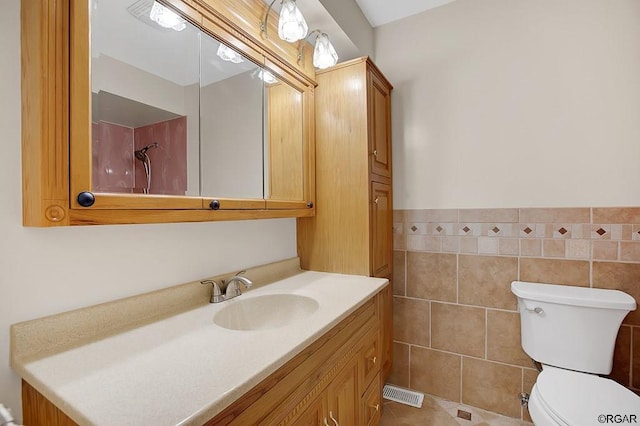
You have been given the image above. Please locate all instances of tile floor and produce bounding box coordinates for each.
[379,393,533,426]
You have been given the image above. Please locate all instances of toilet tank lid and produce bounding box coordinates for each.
[511,281,637,310]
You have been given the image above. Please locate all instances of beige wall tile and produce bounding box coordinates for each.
[460,237,478,253]
[407,252,457,302]
[388,342,410,388]
[565,239,590,259]
[406,235,426,251]
[393,209,406,223]
[542,239,565,258]
[593,207,640,224]
[620,242,640,262]
[609,325,631,387]
[393,251,406,296]
[431,302,486,357]
[592,225,612,240]
[487,310,530,367]
[462,357,522,418]
[459,209,519,223]
[442,236,459,252]
[520,239,541,257]
[458,255,518,310]
[593,262,640,326]
[592,241,618,260]
[499,239,519,256]
[394,233,406,250]
[393,296,430,347]
[478,237,499,254]
[411,346,461,402]
[425,236,443,252]
[633,327,640,389]
[519,208,590,223]
[406,209,458,223]
[522,369,540,422]
[519,258,590,287]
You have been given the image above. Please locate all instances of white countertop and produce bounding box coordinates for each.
[15,271,387,425]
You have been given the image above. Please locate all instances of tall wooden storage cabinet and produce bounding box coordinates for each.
[297,57,394,381]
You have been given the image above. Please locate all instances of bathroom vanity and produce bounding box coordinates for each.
[11,259,388,425]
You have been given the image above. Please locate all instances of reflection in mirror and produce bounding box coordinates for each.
[199,35,265,200]
[91,0,200,196]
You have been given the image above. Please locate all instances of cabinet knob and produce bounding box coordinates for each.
[306,201,314,208]
[329,411,339,426]
[77,191,96,207]
[373,149,378,157]
[371,404,380,412]
[368,356,377,365]
[374,197,379,205]
[209,199,221,210]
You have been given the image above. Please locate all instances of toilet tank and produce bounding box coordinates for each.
[511,281,636,374]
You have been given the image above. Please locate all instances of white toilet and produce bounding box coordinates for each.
[511,281,640,425]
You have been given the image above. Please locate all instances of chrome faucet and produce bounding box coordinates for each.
[223,275,253,300]
[201,279,224,303]
[201,271,253,303]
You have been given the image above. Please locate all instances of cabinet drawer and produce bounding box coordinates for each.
[361,373,382,426]
[359,327,380,392]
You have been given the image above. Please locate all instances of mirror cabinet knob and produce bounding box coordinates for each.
[77,191,96,207]
[306,201,314,208]
[210,199,221,210]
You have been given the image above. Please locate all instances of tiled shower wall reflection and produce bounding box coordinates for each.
[390,207,640,422]
[92,117,187,195]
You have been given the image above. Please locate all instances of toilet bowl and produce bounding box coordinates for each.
[527,366,639,426]
[511,281,640,425]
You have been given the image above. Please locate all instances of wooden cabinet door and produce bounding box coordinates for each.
[327,357,359,426]
[368,68,392,179]
[294,395,327,426]
[370,182,392,277]
[361,374,382,426]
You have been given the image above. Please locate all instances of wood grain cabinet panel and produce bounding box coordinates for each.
[297,57,394,383]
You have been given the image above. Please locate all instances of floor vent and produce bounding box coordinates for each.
[382,384,424,408]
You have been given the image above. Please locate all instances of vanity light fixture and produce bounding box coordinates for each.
[216,44,245,64]
[298,29,338,69]
[149,1,186,31]
[261,0,308,43]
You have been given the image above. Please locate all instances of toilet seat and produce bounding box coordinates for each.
[531,365,640,425]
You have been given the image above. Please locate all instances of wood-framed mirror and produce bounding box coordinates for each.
[22,0,317,226]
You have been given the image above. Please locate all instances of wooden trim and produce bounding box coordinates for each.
[265,200,309,210]
[21,0,70,226]
[69,208,313,225]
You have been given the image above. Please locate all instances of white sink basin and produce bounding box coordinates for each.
[213,294,319,331]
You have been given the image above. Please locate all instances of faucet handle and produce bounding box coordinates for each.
[201,279,224,303]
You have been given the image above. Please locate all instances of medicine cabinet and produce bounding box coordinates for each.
[22,0,316,226]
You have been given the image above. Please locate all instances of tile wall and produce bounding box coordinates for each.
[390,207,640,421]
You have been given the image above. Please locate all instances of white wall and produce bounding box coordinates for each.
[1,0,296,419]
[375,0,640,209]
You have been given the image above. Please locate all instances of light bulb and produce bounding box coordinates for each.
[313,33,338,69]
[258,70,278,84]
[216,44,244,64]
[278,0,308,43]
[149,1,186,32]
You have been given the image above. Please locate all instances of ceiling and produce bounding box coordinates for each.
[353,0,457,27]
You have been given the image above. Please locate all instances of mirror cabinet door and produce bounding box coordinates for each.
[199,34,265,200]
[90,0,200,198]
